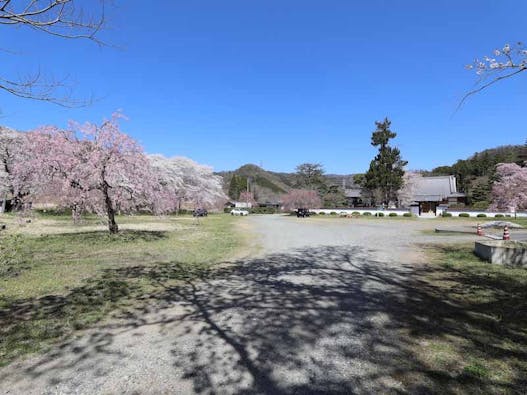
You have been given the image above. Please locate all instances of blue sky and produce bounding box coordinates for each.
[2,0,526,173]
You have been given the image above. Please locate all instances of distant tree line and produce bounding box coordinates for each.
[423,144,527,207]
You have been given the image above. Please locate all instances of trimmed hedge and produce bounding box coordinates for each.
[442,212,452,217]
[388,212,398,217]
[352,211,360,216]
[319,212,326,215]
[494,214,504,218]
[476,213,487,218]
[362,212,372,216]
[330,211,337,215]
[459,213,470,217]
[403,213,413,217]
[375,212,385,217]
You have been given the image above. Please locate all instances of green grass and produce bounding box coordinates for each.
[407,243,527,393]
[0,213,246,366]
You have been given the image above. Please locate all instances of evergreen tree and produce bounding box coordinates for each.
[471,181,491,204]
[322,185,347,208]
[363,118,407,205]
[295,163,327,192]
[228,174,247,200]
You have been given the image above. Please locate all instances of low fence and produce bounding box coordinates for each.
[309,208,527,218]
[311,208,410,216]
[446,210,527,218]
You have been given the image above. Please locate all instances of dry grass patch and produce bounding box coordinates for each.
[0,213,246,366]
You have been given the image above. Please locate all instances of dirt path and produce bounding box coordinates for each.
[0,216,480,394]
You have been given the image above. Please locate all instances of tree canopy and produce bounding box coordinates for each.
[363,118,407,206]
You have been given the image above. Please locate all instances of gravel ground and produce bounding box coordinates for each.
[0,216,486,394]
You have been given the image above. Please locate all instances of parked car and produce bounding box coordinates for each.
[192,208,208,217]
[296,208,311,218]
[231,208,249,216]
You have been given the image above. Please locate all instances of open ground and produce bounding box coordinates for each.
[1,214,526,394]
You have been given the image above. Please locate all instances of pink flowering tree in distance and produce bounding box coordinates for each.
[397,171,423,208]
[281,189,322,211]
[17,114,159,233]
[239,191,257,208]
[490,163,527,212]
[148,154,227,212]
[0,127,27,211]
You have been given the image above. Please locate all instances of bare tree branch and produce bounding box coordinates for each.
[457,67,526,111]
[0,0,105,44]
[458,42,527,110]
[0,0,106,106]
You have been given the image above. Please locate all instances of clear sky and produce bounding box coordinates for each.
[2,0,526,174]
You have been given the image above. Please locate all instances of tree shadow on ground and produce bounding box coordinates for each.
[37,229,169,242]
[1,245,526,393]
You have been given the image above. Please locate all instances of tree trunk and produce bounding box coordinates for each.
[107,205,118,234]
[102,182,118,234]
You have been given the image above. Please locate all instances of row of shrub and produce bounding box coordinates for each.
[442,212,511,218]
[314,211,413,217]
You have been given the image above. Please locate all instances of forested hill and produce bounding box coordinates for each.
[219,144,526,206]
[423,144,527,206]
[216,164,294,203]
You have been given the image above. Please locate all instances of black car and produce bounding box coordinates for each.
[193,208,208,217]
[296,208,310,218]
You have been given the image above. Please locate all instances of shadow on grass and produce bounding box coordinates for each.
[37,229,169,243]
[1,245,526,393]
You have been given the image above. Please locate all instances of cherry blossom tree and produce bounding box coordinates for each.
[16,114,158,233]
[239,191,257,208]
[490,163,527,211]
[397,171,423,208]
[462,42,527,107]
[0,127,27,211]
[281,189,321,211]
[148,154,227,212]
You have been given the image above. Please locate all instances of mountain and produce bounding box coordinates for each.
[219,143,526,207]
[217,164,359,203]
[217,164,294,203]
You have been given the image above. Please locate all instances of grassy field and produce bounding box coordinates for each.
[0,212,248,367]
[407,243,527,393]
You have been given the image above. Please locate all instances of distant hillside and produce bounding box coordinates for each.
[423,144,527,206]
[217,164,294,203]
[220,143,526,207]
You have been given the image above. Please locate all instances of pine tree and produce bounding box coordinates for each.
[363,118,407,205]
[228,174,244,200]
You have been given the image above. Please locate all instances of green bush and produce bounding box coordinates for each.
[319,212,326,215]
[388,212,398,217]
[249,207,278,214]
[476,213,487,218]
[363,212,372,216]
[494,214,504,218]
[224,207,232,213]
[352,211,360,216]
[442,212,452,217]
[459,213,470,217]
[403,213,413,217]
[375,212,385,217]
[329,211,337,215]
